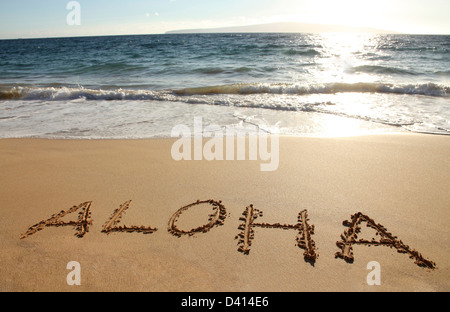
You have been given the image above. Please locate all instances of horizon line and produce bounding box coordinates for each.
[2,31,450,41]
[2,21,450,40]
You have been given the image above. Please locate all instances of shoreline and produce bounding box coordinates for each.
[0,134,449,291]
[0,129,419,141]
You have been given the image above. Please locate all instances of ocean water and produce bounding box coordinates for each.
[0,33,449,138]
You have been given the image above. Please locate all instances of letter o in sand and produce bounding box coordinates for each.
[168,200,227,237]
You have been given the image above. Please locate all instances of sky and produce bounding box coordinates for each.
[0,0,449,39]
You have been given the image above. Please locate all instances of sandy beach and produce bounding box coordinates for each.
[0,134,449,292]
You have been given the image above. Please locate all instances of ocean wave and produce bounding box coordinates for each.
[1,82,449,101]
[349,65,420,76]
[193,67,226,75]
[175,82,450,97]
[435,70,450,76]
[0,86,171,101]
[1,84,449,136]
[283,49,321,56]
[193,66,254,75]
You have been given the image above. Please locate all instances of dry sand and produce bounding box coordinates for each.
[0,134,449,292]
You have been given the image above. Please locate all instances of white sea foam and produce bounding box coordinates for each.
[1,83,449,138]
[1,82,449,101]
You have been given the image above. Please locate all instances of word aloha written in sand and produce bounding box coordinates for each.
[19,202,93,239]
[335,212,436,269]
[19,200,436,269]
[102,200,157,235]
[168,200,227,237]
[236,205,318,264]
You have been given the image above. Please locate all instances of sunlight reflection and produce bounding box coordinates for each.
[309,33,379,84]
[292,33,394,137]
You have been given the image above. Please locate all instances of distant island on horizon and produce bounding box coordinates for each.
[166,22,400,35]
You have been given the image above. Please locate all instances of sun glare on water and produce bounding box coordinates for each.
[286,33,400,137]
[311,33,378,84]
